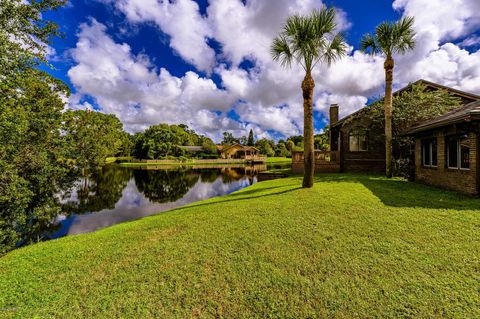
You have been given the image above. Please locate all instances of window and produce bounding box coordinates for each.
[349,130,368,152]
[421,138,437,167]
[460,140,470,169]
[446,135,470,170]
[447,136,458,168]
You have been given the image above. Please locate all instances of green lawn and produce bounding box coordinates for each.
[266,156,292,164]
[1,174,479,318]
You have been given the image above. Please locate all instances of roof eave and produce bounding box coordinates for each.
[405,115,472,135]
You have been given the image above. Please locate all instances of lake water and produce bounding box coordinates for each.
[51,164,281,238]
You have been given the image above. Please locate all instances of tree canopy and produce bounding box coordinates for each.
[360,17,416,59]
[133,124,216,159]
[63,109,127,174]
[247,129,255,146]
[0,69,73,254]
[365,83,462,148]
[349,83,462,177]
[0,0,66,79]
[271,8,347,73]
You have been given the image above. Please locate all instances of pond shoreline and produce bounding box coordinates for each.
[50,164,291,239]
[112,157,292,166]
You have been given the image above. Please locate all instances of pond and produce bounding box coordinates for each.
[51,163,285,239]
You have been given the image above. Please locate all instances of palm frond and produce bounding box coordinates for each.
[362,16,416,58]
[392,16,416,54]
[284,14,306,38]
[322,33,347,66]
[311,7,336,35]
[375,22,395,56]
[360,33,380,55]
[271,35,294,69]
[271,7,346,72]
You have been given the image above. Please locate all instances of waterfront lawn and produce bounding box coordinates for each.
[266,156,292,163]
[1,174,479,318]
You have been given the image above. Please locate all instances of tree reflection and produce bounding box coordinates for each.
[199,169,221,183]
[134,169,200,203]
[62,166,132,215]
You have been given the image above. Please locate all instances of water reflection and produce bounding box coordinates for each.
[53,165,266,238]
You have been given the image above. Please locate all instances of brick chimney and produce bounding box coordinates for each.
[329,104,339,125]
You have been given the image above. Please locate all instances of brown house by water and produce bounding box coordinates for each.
[292,79,480,194]
[217,143,263,161]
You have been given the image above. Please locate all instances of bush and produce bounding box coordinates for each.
[393,158,414,180]
[197,153,219,159]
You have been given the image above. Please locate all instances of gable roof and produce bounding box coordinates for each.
[331,79,480,128]
[216,143,259,152]
[406,100,480,134]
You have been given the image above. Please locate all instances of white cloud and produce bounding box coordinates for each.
[99,0,215,72]
[69,0,480,140]
[393,0,480,42]
[391,0,480,94]
[314,93,368,119]
[67,19,240,138]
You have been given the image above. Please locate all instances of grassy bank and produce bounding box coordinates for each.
[265,156,291,164]
[1,174,479,318]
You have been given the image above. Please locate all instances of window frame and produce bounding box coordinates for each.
[348,130,368,152]
[421,138,437,168]
[446,135,470,170]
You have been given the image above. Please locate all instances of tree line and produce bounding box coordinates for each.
[221,129,329,158]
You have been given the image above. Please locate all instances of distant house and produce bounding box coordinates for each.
[292,80,480,183]
[217,144,262,161]
[406,100,480,195]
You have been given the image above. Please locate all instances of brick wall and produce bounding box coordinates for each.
[343,159,385,174]
[415,132,478,195]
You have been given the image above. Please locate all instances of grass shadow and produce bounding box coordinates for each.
[315,173,480,210]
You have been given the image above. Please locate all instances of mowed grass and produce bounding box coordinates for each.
[266,157,292,164]
[1,174,479,318]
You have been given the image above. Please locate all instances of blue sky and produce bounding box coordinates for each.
[43,0,480,141]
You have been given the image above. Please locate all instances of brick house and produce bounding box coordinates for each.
[406,100,480,195]
[292,80,480,185]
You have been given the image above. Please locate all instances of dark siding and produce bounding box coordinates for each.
[339,116,385,174]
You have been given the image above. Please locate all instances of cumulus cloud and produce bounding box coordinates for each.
[392,0,480,93]
[393,0,480,42]
[99,0,216,72]
[67,0,480,140]
[67,19,242,138]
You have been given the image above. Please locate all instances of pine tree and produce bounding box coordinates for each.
[247,129,255,146]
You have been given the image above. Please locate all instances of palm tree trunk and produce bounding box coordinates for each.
[302,72,315,188]
[384,57,394,178]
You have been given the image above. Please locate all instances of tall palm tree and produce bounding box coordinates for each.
[360,17,416,178]
[271,8,346,188]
